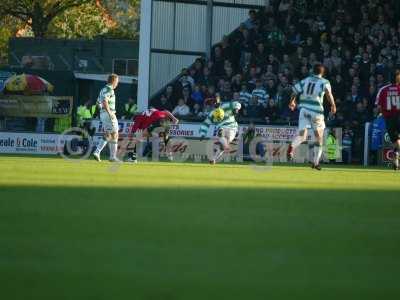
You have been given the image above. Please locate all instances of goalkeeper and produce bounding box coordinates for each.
[199,96,242,164]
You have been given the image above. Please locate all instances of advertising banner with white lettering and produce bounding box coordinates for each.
[0,132,75,155]
[90,120,301,141]
[0,95,73,118]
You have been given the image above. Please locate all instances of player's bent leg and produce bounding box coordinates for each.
[288,129,307,161]
[211,137,226,163]
[93,133,111,162]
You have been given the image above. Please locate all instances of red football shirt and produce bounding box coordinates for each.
[131,109,169,133]
[376,84,400,118]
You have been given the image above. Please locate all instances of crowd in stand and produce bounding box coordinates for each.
[151,0,400,162]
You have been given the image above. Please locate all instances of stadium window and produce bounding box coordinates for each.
[112,59,138,76]
[113,59,127,76]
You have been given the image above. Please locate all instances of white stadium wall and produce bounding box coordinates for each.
[139,0,265,106]
[150,53,199,96]
[211,6,249,44]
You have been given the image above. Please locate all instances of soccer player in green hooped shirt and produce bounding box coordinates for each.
[93,74,120,162]
[200,96,242,164]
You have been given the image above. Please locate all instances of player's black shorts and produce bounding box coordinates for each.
[148,120,170,136]
[385,115,400,143]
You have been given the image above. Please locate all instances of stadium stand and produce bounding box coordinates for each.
[150,0,400,162]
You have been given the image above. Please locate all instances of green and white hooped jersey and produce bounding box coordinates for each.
[293,75,331,114]
[200,101,241,136]
[97,84,116,112]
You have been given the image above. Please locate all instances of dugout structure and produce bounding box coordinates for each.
[137,0,266,111]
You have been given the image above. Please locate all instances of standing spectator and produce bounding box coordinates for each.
[252,79,269,107]
[243,9,258,30]
[122,97,137,120]
[342,122,354,164]
[370,110,386,165]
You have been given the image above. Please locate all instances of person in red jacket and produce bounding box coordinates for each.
[125,108,179,163]
[375,70,400,170]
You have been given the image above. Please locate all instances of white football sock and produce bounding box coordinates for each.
[213,148,225,161]
[313,144,323,166]
[95,139,108,154]
[109,141,118,160]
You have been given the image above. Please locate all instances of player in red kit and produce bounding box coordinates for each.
[124,108,179,162]
[131,108,178,134]
[375,70,400,170]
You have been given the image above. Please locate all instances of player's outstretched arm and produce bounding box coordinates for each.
[163,110,179,124]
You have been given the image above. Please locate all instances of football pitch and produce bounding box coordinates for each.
[0,156,399,299]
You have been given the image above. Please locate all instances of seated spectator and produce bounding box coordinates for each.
[178,69,193,90]
[182,87,191,106]
[192,103,206,119]
[231,74,243,92]
[165,85,176,106]
[172,99,190,118]
[281,106,299,126]
[191,85,204,106]
[239,83,251,107]
[252,43,268,66]
[243,95,263,119]
[264,99,279,125]
[220,81,233,101]
[153,94,173,112]
[232,92,241,103]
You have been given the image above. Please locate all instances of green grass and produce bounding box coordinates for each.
[0,156,399,300]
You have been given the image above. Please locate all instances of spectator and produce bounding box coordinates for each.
[153,94,173,112]
[182,87,191,106]
[122,97,137,120]
[191,84,204,106]
[243,95,263,119]
[264,99,279,124]
[172,99,190,118]
[178,68,192,90]
[165,85,176,106]
[369,109,386,165]
[252,79,269,107]
[342,122,354,164]
[192,103,206,119]
[239,83,251,107]
[243,9,258,30]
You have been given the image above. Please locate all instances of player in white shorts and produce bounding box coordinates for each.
[287,63,336,170]
[200,96,242,164]
[93,74,121,162]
